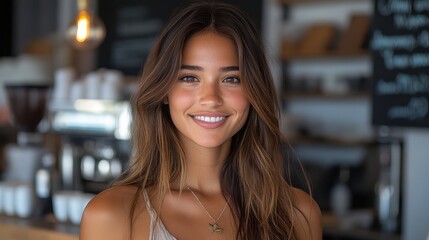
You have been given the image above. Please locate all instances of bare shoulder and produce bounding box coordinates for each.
[291,187,323,240]
[80,185,147,240]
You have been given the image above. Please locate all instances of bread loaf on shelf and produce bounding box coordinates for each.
[336,14,371,54]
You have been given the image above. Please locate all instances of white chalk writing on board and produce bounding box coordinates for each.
[388,97,428,120]
[372,0,429,126]
[377,74,429,95]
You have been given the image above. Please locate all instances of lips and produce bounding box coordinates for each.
[190,114,228,129]
[193,115,226,123]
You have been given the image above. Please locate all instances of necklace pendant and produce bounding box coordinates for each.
[209,222,223,233]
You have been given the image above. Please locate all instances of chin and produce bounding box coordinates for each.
[191,136,231,149]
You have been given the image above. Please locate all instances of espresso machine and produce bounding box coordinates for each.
[49,99,131,193]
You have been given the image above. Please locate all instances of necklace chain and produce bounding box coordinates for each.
[186,185,229,230]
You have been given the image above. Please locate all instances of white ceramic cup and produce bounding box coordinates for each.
[104,70,122,86]
[0,181,6,213]
[100,70,122,100]
[81,193,95,212]
[53,191,95,224]
[68,192,84,225]
[100,80,119,100]
[85,72,101,99]
[70,80,84,101]
[14,182,34,218]
[53,191,73,222]
[2,182,17,216]
[53,68,74,102]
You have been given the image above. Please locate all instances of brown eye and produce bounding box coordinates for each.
[223,76,240,84]
[179,75,198,82]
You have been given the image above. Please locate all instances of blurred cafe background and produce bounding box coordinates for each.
[0,0,428,239]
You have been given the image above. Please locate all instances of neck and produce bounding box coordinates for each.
[177,137,231,195]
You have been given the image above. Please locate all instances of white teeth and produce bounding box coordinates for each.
[194,116,226,123]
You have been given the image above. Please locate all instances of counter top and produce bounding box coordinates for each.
[0,215,79,240]
[323,212,401,240]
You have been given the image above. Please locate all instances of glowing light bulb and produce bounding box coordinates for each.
[76,11,90,43]
[66,0,105,50]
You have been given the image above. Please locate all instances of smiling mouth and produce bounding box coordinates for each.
[192,115,227,123]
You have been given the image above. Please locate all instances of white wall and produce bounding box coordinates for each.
[403,129,429,240]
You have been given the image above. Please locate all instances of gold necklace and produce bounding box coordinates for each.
[186,185,230,234]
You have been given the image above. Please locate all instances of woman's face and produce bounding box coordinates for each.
[167,31,250,149]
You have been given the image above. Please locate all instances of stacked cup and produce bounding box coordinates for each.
[100,70,123,100]
[53,68,75,103]
[84,72,102,99]
[52,191,95,225]
[52,68,124,102]
[0,181,34,218]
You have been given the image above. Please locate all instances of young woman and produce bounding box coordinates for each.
[80,2,322,239]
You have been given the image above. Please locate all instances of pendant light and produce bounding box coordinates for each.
[66,0,105,50]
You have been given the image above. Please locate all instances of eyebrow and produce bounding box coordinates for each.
[181,65,239,72]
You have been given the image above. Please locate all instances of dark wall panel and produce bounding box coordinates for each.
[0,0,13,57]
[97,0,262,76]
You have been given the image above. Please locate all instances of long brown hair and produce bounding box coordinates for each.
[116,1,302,239]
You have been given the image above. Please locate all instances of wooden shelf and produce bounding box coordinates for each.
[282,91,370,100]
[282,51,371,61]
[279,0,370,5]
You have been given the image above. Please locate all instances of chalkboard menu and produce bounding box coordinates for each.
[372,0,429,128]
[97,0,262,76]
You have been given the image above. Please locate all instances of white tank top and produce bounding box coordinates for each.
[143,190,177,240]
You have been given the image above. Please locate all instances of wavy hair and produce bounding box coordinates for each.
[116,1,302,239]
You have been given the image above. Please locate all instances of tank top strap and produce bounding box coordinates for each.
[143,189,157,219]
[142,189,177,240]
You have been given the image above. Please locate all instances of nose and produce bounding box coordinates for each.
[199,82,223,107]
